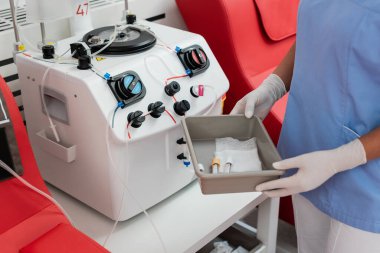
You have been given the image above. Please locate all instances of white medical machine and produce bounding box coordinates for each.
[16,19,229,220]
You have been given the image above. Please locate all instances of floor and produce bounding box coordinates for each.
[244,208,298,253]
[197,208,298,253]
[276,219,297,253]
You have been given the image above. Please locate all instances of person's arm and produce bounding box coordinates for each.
[255,128,380,198]
[230,43,296,118]
[360,127,380,160]
[273,43,296,91]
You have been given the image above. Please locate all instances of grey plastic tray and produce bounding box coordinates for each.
[181,115,283,194]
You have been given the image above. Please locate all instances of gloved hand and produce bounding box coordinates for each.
[230,74,286,119]
[256,139,367,197]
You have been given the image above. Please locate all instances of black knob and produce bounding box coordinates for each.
[127,14,137,24]
[118,32,127,38]
[77,55,91,70]
[176,137,187,145]
[116,74,143,100]
[148,101,165,118]
[184,48,207,70]
[127,111,145,128]
[42,45,55,59]
[177,153,187,160]
[173,100,190,116]
[165,81,181,96]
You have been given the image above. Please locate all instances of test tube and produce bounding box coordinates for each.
[211,157,220,174]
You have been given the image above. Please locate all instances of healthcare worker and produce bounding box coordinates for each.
[231,1,380,252]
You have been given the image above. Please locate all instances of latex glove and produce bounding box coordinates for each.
[230,74,286,119]
[256,139,367,198]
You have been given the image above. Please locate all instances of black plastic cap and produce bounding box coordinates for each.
[165,81,181,96]
[148,101,165,118]
[77,55,91,70]
[127,111,145,128]
[177,153,187,160]
[173,100,190,116]
[42,45,55,59]
[176,138,187,145]
[127,14,137,24]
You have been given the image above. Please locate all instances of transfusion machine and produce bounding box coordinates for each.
[16,20,229,220]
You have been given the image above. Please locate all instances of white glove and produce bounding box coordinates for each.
[256,139,367,198]
[230,74,286,119]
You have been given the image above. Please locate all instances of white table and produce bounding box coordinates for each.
[48,181,279,253]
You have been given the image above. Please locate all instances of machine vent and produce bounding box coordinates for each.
[0,0,124,32]
[0,6,27,32]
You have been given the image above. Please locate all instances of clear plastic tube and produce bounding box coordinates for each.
[134,23,174,53]
[144,55,179,87]
[40,65,60,143]
[32,47,78,143]
[14,0,40,53]
[0,97,8,120]
[89,64,108,80]
[104,109,168,252]
[102,181,125,246]
[0,159,72,223]
[19,29,41,52]
[156,43,176,53]
[202,85,218,116]
[90,25,118,57]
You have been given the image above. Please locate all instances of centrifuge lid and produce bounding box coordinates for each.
[83,25,157,55]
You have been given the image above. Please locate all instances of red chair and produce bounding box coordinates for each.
[0,76,109,253]
[176,0,299,224]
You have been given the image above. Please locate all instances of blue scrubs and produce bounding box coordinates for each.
[278,0,380,233]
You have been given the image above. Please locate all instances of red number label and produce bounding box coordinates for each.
[76,2,89,16]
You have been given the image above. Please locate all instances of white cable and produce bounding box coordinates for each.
[0,159,72,223]
[202,85,218,116]
[40,64,60,143]
[104,109,168,253]
[0,97,8,120]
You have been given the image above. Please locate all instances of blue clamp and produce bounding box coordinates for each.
[175,46,182,53]
[117,101,124,108]
[185,69,192,76]
[104,72,111,80]
[183,160,191,167]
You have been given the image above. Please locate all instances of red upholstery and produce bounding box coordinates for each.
[176,0,297,224]
[0,76,109,253]
[255,0,299,41]
[20,224,108,253]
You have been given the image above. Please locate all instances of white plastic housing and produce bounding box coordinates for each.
[16,21,229,220]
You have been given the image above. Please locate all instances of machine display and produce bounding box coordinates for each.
[16,20,229,221]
